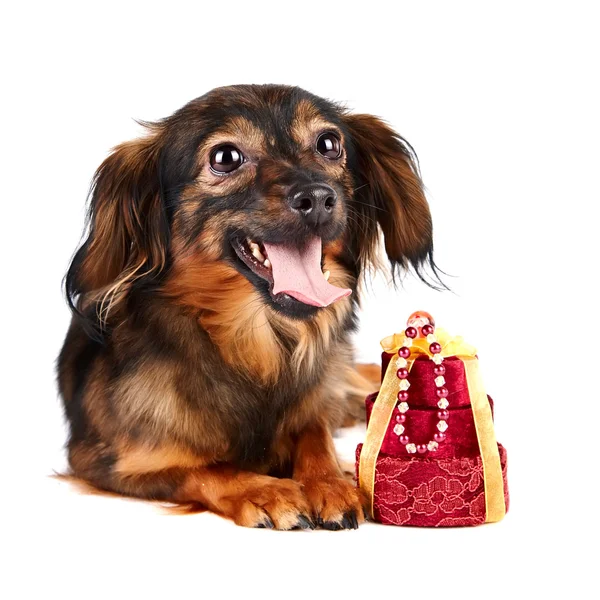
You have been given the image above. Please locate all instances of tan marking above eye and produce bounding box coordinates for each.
[291,99,345,152]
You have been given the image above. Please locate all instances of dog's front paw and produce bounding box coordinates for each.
[300,477,366,530]
[221,477,313,530]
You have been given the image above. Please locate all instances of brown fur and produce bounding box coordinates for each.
[343,113,434,273]
[59,85,437,529]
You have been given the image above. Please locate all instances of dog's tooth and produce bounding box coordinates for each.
[252,246,265,262]
[264,258,271,269]
[324,270,331,281]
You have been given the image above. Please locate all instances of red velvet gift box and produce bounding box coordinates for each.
[356,318,509,527]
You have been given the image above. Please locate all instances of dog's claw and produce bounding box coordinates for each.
[320,519,343,531]
[341,514,353,529]
[344,511,359,530]
[256,516,274,529]
[296,515,315,530]
[319,511,359,531]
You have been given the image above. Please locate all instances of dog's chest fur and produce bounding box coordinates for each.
[108,298,349,469]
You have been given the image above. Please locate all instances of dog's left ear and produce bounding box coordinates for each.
[343,113,437,283]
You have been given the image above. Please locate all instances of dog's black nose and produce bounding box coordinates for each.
[288,183,337,225]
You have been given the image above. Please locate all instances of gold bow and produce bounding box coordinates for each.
[359,328,506,524]
[380,327,477,358]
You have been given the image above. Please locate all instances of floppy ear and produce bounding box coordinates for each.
[65,128,169,333]
[344,113,440,285]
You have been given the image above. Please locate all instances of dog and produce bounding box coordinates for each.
[58,84,438,530]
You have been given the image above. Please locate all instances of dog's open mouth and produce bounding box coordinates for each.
[231,235,351,308]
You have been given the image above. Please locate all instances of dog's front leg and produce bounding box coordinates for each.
[292,419,366,529]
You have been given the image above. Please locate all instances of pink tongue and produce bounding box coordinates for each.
[262,237,352,307]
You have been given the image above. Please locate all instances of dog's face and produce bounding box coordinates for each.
[67,85,437,335]
[166,88,358,319]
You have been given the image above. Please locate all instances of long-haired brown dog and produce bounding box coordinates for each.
[58,84,439,530]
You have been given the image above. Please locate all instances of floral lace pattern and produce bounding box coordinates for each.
[356,444,509,527]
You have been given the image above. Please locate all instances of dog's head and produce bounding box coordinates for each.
[67,84,438,344]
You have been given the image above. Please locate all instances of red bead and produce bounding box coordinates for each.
[436,387,449,398]
[433,364,446,376]
[421,324,434,336]
[399,435,410,445]
[405,326,418,339]
[417,444,428,454]
[429,342,442,354]
[396,413,406,423]
[438,410,449,420]
[397,390,409,401]
[434,433,446,443]
[396,368,409,379]
[398,347,411,359]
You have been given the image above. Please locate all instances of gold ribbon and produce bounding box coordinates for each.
[463,358,506,522]
[359,329,506,523]
[359,353,416,518]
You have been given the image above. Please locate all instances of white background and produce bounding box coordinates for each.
[1,1,597,598]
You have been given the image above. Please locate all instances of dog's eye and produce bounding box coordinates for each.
[316,132,342,159]
[210,145,244,174]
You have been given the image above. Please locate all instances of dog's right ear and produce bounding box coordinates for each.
[65,126,169,334]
